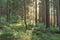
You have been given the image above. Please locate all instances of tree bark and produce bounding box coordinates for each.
[35,0,38,27]
[57,0,60,30]
[45,0,50,28]
[24,0,27,32]
[0,1,2,29]
[6,0,10,22]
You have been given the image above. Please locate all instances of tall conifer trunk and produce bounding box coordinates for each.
[45,0,50,28]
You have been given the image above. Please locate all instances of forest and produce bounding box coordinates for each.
[0,0,60,40]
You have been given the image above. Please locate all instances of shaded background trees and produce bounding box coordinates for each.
[0,0,60,31]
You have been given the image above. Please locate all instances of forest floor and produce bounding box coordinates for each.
[0,15,60,40]
[0,29,60,40]
[32,31,60,40]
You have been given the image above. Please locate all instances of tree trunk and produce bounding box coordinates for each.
[6,0,10,22]
[57,0,60,30]
[0,1,2,29]
[0,10,1,28]
[24,0,27,32]
[45,0,50,28]
[35,0,38,27]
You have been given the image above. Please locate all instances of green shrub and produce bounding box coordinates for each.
[0,30,14,38]
[49,26,60,32]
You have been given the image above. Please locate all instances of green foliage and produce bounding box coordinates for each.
[0,29,14,38]
[10,15,19,23]
[49,26,60,32]
[27,24,35,30]
[32,32,60,40]
[0,29,32,40]
[33,23,45,32]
